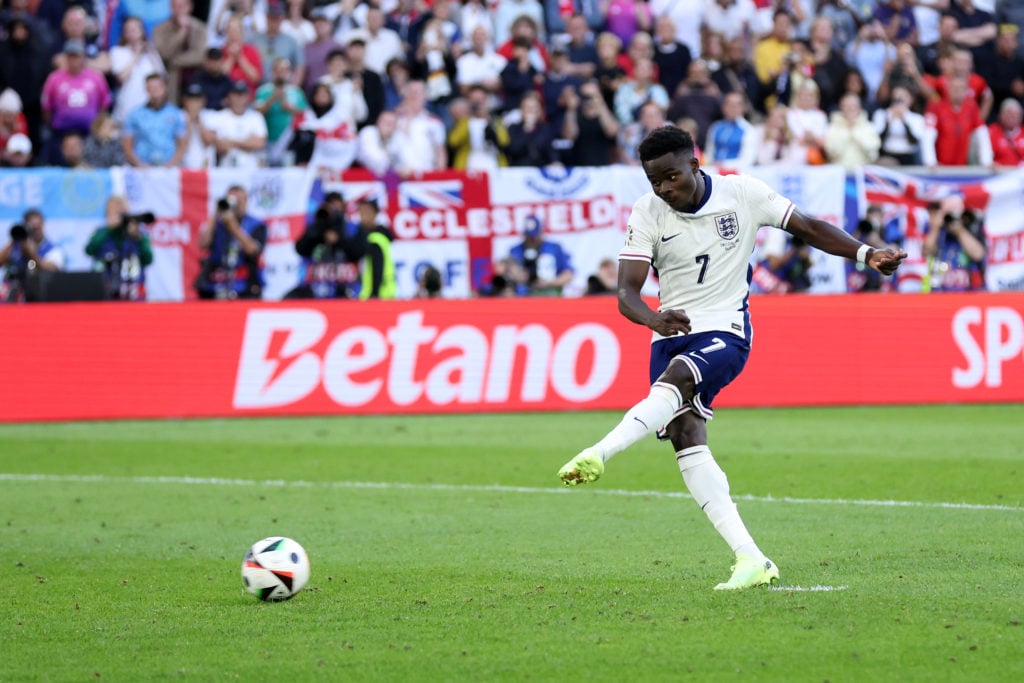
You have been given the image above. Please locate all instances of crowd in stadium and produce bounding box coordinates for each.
[0,0,1022,171]
[0,0,1020,301]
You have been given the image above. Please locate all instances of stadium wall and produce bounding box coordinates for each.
[2,293,1022,423]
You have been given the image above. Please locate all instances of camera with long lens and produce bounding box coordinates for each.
[9,224,28,242]
[119,212,156,229]
[216,196,238,213]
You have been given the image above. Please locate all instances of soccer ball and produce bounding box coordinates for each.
[241,536,310,601]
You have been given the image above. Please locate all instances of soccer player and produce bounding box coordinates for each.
[558,126,907,590]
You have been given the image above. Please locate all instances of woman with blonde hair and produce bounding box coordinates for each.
[753,103,803,165]
[110,16,166,122]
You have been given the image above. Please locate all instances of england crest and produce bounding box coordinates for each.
[715,212,739,240]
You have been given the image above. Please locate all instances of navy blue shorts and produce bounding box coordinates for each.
[649,331,750,421]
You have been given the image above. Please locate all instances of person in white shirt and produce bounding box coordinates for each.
[357,109,402,176]
[391,80,448,174]
[205,80,268,168]
[559,125,907,591]
[456,25,507,97]
[359,6,406,76]
[180,83,217,168]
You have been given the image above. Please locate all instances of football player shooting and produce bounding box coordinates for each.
[559,126,907,590]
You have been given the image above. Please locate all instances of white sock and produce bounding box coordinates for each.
[677,445,764,559]
[592,383,683,462]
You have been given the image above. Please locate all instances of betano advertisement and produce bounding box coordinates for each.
[1,294,1022,422]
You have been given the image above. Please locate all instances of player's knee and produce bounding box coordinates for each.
[667,413,706,449]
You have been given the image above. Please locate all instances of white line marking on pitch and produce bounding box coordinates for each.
[767,585,848,592]
[0,473,1020,513]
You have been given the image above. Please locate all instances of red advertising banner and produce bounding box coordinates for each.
[1,294,1022,422]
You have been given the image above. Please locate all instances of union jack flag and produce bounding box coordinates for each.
[861,166,953,239]
[398,180,464,209]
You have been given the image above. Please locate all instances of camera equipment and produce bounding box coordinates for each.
[121,212,155,226]
[217,196,238,213]
[9,224,27,241]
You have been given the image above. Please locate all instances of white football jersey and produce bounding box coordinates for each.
[619,172,795,341]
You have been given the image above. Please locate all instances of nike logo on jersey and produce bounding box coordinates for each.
[661,233,681,243]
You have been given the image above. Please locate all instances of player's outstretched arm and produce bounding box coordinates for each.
[617,259,691,336]
[786,210,907,276]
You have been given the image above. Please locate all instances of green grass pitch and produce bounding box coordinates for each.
[2,405,1022,682]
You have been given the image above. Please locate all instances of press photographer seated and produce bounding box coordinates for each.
[85,197,154,302]
[195,185,266,300]
[285,191,368,300]
[1,209,65,303]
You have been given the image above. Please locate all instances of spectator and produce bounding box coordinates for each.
[41,39,112,165]
[252,1,304,86]
[325,0,361,46]
[711,37,761,118]
[649,0,703,61]
[290,83,356,171]
[500,36,542,113]
[622,30,655,78]
[0,89,29,154]
[753,230,813,294]
[545,2,604,39]
[447,85,509,171]
[361,6,406,76]
[877,41,931,111]
[254,57,307,166]
[614,57,670,126]
[585,257,618,295]
[122,73,188,167]
[383,58,412,111]
[482,256,530,296]
[989,98,1024,168]
[808,16,850,113]
[220,15,262,95]
[180,83,217,168]
[925,48,994,121]
[357,108,402,176]
[980,23,1024,118]
[153,0,208,104]
[922,194,987,292]
[925,75,993,166]
[409,0,463,61]
[392,80,447,173]
[409,16,459,119]
[667,59,722,149]
[206,80,268,168]
[280,0,315,48]
[873,85,932,166]
[286,191,366,299]
[110,15,165,125]
[505,91,558,167]
[918,12,960,76]
[456,25,507,98]
[1,209,64,303]
[192,47,232,110]
[108,0,172,49]
[85,196,154,301]
[209,0,267,47]
[83,112,128,168]
[705,92,758,166]
[753,103,804,165]
[458,1,495,52]
[0,14,50,147]
[562,13,601,80]
[354,199,397,300]
[303,9,341,92]
[196,185,266,300]
[651,15,691,100]
[845,20,898,108]
[60,132,88,168]
[702,0,758,46]
[786,80,828,164]
[508,215,574,296]
[603,0,653,48]
[995,0,1024,57]
[874,0,918,44]
[2,133,33,167]
[619,100,667,165]
[594,31,628,108]
[493,0,545,46]
[815,0,865,53]
[841,67,873,113]
[562,79,620,166]
[496,15,548,75]
[824,92,882,167]
[53,6,110,73]
[344,33,386,128]
[541,46,585,129]
[949,0,998,65]
[753,10,796,111]
[320,49,370,135]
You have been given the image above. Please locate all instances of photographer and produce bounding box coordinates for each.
[196,185,266,300]
[923,195,987,292]
[285,191,367,299]
[1,209,65,303]
[84,196,154,301]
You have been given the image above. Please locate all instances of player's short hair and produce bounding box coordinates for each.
[637,125,695,163]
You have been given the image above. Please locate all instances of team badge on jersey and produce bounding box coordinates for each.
[714,212,739,240]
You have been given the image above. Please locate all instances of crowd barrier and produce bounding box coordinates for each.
[2,293,1022,423]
